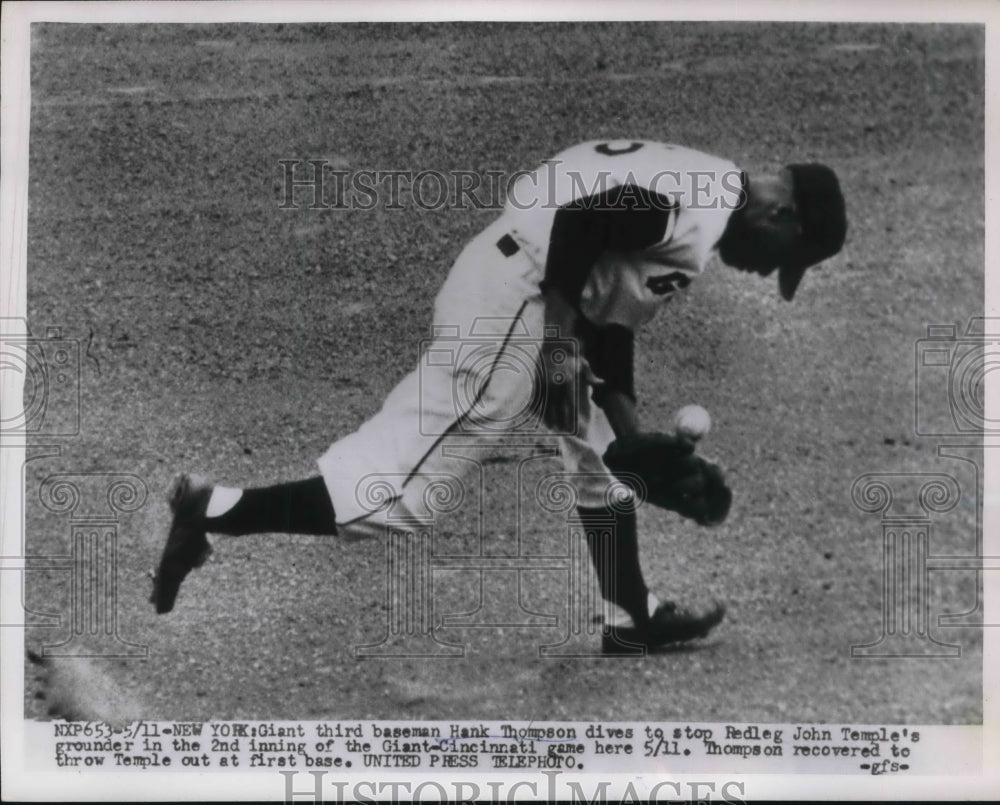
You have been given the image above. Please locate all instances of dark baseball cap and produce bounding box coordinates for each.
[779,163,847,301]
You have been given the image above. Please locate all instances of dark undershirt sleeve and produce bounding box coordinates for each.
[541,184,676,307]
[577,318,637,401]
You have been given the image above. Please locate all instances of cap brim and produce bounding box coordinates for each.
[778,263,807,301]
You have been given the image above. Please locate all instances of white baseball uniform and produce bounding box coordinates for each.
[317,140,742,537]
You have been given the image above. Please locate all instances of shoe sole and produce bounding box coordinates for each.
[601,603,726,654]
[150,474,212,614]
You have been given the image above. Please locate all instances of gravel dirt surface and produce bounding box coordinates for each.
[23,22,983,723]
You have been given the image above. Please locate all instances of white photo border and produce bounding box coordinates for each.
[2,0,997,801]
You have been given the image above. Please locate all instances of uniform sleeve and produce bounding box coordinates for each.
[541,184,676,306]
[578,318,636,401]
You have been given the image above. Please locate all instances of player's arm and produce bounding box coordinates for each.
[598,390,639,437]
[539,185,673,432]
[585,322,640,437]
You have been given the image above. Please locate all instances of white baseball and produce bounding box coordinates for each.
[673,404,712,441]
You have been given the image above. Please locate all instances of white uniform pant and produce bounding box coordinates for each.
[317,218,628,538]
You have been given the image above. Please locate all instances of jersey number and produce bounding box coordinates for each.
[646,271,691,296]
[594,141,644,156]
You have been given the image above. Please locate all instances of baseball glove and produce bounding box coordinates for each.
[602,432,732,526]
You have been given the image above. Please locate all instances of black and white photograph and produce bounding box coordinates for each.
[1,1,996,800]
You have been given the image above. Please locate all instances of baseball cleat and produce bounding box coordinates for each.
[601,600,726,654]
[150,474,214,614]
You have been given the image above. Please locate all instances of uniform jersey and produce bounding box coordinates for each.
[501,140,744,330]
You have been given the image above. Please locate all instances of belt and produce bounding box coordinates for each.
[496,233,520,257]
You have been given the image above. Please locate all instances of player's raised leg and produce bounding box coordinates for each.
[150,474,337,613]
[152,220,544,612]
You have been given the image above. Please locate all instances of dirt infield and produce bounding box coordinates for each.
[23,22,983,723]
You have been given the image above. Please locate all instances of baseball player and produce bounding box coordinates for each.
[152,140,846,653]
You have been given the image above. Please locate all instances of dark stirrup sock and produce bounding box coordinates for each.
[579,503,650,629]
[207,477,338,536]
